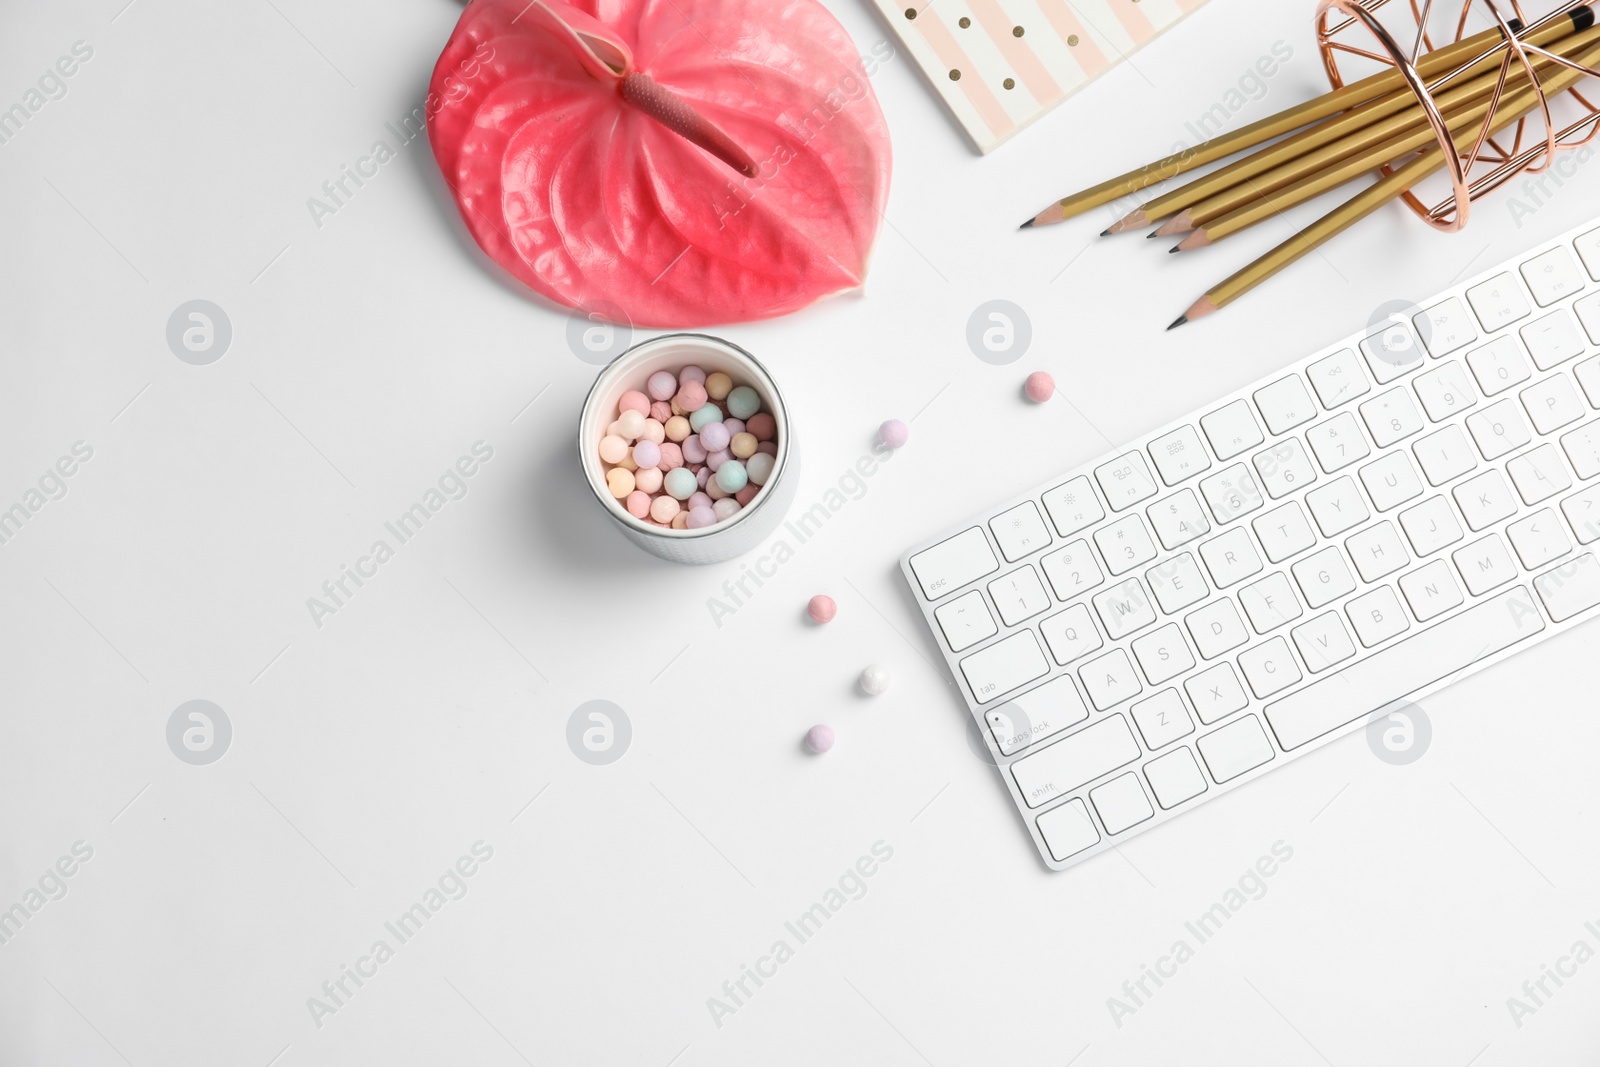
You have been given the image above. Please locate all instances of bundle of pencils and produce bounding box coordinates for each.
[1022,5,1600,327]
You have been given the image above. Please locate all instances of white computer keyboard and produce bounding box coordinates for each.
[901,216,1600,871]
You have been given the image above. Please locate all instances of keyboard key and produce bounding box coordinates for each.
[1399,559,1464,621]
[1201,400,1265,460]
[1360,387,1425,447]
[1291,545,1358,608]
[1041,476,1105,537]
[1453,469,1518,531]
[1578,229,1600,280]
[1290,612,1356,673]
[988,566,1050,626]
[1095,453,1160,512]
[1184,662,1249,723]
[1534,553,1600,621]
[1467,272,1532,330]
[1094,514,1158,575]
[1090,773,1154,834]
[1148,424,1213,486]
[1143,747,1208,809]
[1521,374,1585,434]
[1253,375,1317,434]
[1253,438,1318,499]
[1266,586,1546,749]
[1078,650,1144,710]
[1092,577,1157,639]
[985,675,1090,755]
[1563,485,1600,544]
[1452,534,1519,596]
[1130,688,1194,749]
[1360,320,1426,383]
[1186,598,1250,659]
[1040,539,1104,601]
[1040,603,1104,664]
[1240,572,1304,633]
[1131,623,1196,685]
[1466,399,1532,460]
[1346,585,1411,646]
[1399,496,1464,557]
[934,589,998,652]
[1520,309,1586,371]
[1521,245,1587,306]
[1466,336,1532,396]
[1198,715,1277,782]
[1306,412,1372,473]
[1346,521,1410,581]
[1578,294,1600,346]
[1411,424,1477,487]
[1199,464,1265,524]
[1507,444,1574,504]
[1146,489,1211,550]
[1413,361,1477,422]
[1035,798,1100,862]
[1253,501,1317,563]
[1307,348,1372,409]
[1238,637,1303,698]
[1508,509,1572,569]
[961,630,1049,704]
[909,527,998,600]
[1576,356,1600,406]
[990,501,1052,562]
[1199,526,1264,588]
[1306,476,1370,536]
[1145,552,1209,613]
[1415,297,1478,357]
[1360,450,1424,511]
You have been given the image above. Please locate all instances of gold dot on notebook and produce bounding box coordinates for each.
[1012,25,1025,36]
[903,7,916,18]
[949,68,961,80]
[958,16,970,27]
[1003,77,1015,90]
[1068,33,1080,45]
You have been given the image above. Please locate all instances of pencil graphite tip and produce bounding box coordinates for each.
[1145,230,1161,239]
[1020,218,1035,230]
[1167,315,1188,331]
[1168,245,1181,255]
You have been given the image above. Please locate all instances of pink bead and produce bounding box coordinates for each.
[696,467,711,487]
[686,506,717,529]
[747,413,776,441]
[688,491,713,511]
[757,441,778,456]
[632,440,661,468]
[735,485,759,505]
[879,419,909,449]
[681,435,707,464]
[673,380,708,412]
[804,725,835,754]
[650,495,680,523]
[619,390,650,415]
[807,595,837,624]
[678,365,706,385]
[647,370,678,401]
[699,422,730,453]
[658,442,683,470]
[706,449,730,471]
[634,467,663,494]
[723,418,745,437]
[1025,371,1055,403]
[649,400,673,422]
[625,490,652,518]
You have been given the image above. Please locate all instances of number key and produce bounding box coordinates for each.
[1093,514,1158,575]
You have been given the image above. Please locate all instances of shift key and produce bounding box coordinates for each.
[1011,715,1141,809]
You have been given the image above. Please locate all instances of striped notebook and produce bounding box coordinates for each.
[877,0,1213,152]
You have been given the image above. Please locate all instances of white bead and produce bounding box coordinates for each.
[859,665,890,696]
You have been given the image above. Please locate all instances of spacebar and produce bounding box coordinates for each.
[1264,586,1546,751]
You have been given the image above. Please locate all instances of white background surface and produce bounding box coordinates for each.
[3,0,1599,1064]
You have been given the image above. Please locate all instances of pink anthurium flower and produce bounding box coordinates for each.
[428,0,893,327]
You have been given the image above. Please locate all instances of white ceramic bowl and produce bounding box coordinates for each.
[578,334,799,565]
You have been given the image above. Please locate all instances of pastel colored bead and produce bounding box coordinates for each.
[688,491,713,512]
[678,365,706,385]
[673,380,708,412]
[664,467,697,500]
[632,439,661,469]
[689,403,723,432]
[804,724,834,754]
[625,490,651,518]
[634,466,663,493]
[664,415,691,442]
[726,385,760,419]
[649,400,673,422]
[605,467,635,498]
[615,409,647,440]
[698,421,730,453]
[706,477,729,500]
[723,418,745,437]
[615,452,638,471]
[878,418,909,449]
[641,419,665,444]
[706,449,730,472]
[657,442,683,470]
[716,460,748,493]
[681,435,707,464]
[859,665,890,696]
[671,512,689,529]
[757,441,778,456]
[696,467,711,488]
[712,497,741,520]
[650,496,681,523]
[647,370,678,401]
[1025,371,1055,403]
[618,390,650,415]
[730,432,758,459]
[598,435,629,464]
[705,371,732,400]
[747,412,776,441]
[734,484,759,505]
[686,506,717,529]
[746,452,775,485]
[807,594,837,623]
